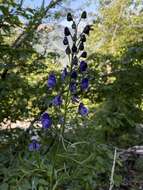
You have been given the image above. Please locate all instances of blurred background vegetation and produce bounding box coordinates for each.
[0,0,143,189]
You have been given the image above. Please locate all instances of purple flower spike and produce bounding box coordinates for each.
[41,113,52,129]
[81,78,89,90]
[52,95,62,106]
[78,103,88,116]
[29,140,40,151]
[70,82,77,93]
[61,68,68,80]
[80,61,87,72]
[47,74,56,88]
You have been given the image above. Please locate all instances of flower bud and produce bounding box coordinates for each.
[64,27,70,36]
[72,21,76,29]
[72,44,77,53]
[63,37,68,45]
[81,51,87,58]
[65,46,71,55]
[79,42,84,51]
[83,25,91,35]
[80,34,86,42]
[67,13,73,21]
[81,11,87,19]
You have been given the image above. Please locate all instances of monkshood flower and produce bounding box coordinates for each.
[61,68,68,80]
[41,112,52,129]
[65,46,71,55]
[70,82,77,93]
[63,37,68,45]
[78,103,88,116]
[80,61,87,72]
[83,25,93,35]
[80,34,86,42]
[52,95,62,106]
[79,42,84,51]
[29,139,40,151]
[71,70,77,80]
[64,27,70,36]
[81,11,87,19]
[72,44,77,53]
[67,13,73,21]
[47,74,56,88]
[81,51,87,58]
[81,78,89,90]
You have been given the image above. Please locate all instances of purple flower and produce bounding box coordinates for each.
[67,13,73,21]
[64,27,70,36]
[78,103,88,116]
[81,11,87,19]
[81,78,89,90]
[81,51,87,58]
[80,61,87,72]
[71,71,77,80]
[65,46,71,55]
[47,74,56,88]
[79,42,84,51]
[41,113,52,129]
[70,82,76,93]
[72,44,77,53]
[61,68,68,80]
[52,95,62,106]
[63,37,68,45]
[83,25,92,35]
[80,34,86,42]
[29,140,40,151]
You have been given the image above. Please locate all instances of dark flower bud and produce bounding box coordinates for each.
[67,13,73,21]
[71,70,77,79]
[72,21,76,29]
[63,37,68,45]
[81,78,89,90]
[73,34,77,42]
[81,11,87,19]
[80,61,87,72]
[83,25,91,35]
[80,34,86,42]
[65,46,71,55]
[64,27,70,36]
[79,42,84,51]
[81,51,87,58]
[78,103,88,116]
[72,44,77,53]
[72,56,78,65]
[70,82,76,93]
